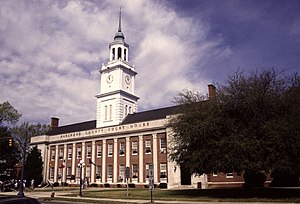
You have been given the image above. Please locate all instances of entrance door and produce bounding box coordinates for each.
[180,163,191,185]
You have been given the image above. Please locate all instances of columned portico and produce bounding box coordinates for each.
[29,10,214,189]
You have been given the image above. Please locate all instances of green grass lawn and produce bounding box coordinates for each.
[60,188,300,202]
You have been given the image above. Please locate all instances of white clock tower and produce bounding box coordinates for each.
[96,10,139,128]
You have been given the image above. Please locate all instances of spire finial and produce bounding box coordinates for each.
[114,7,125,41]
[118,7,122,32]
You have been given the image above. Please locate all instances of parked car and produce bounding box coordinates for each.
[0,196,41,204]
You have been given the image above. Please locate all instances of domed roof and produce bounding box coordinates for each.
[114,30,124,41]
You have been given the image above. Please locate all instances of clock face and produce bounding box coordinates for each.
[125,75,131,84]
[107,75,113,83]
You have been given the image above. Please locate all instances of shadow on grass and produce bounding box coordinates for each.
[167,188,300,199]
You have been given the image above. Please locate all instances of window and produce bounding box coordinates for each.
[77,147,82,159]
[105,105,108,121]
[108,165,113,179]
[109,104,112,120]
[160,138,166,149]
[96,166,101,179]
[129,106,132,114]
[132,141,138,155]
[58,168,62,179]
[160,163,167,178]
[118,47,121,59]
[51,149,55,160]
[160,138,166,153]
[119,165,124,182]
[97,145,102,157]
[50,168,54,179]
[67,167,71,176]
[226,172,234,178]
[119,143,125,155]
[124,49,127,61]
[86,166,91,179]
[213,172,218,177]
[132,164,138,178]
[59,148,63,159]
[108,144,113,156]
[146,164,151,178]
[68,147,72,159]
[87,146,91,158]
[112,48,115,60]
[145,140,151,153]
[76,167,80,178]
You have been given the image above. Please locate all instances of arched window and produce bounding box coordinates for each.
[129,106,132,114]
[124,49,127,61]
[112,48,115,60]
[118,47,122,60]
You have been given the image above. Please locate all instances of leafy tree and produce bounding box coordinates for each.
[24,146,43,187]
[0,102,21,180]
[0,126,19,180]
[12,122,50,186]
[169,69,300,187]
[0,101,21,126]
[12,122,50,160]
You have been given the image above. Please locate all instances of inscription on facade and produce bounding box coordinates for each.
[60,122,150,138]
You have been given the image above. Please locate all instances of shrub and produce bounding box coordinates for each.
[90,183,98,187]
[104,183,110,187]
[243,171,266,188]
[159,183,167,189]
[61,182,68,187]
[53,182,59,187]
[128,183,135,188]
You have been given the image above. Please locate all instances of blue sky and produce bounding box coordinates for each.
[0,0,299,126]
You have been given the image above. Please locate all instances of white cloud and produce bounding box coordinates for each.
[0,0,228,125]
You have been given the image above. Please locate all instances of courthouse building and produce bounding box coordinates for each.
[30,13,244,189]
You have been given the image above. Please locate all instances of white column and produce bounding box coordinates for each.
[44,145,50,181]
[113,138,118,183]
[152,134,158,183]
[71,143,76,177]
[102,139,106,182]
[138,135,143,183]
[125,137,130,167]
[91,141,96,183]
[54,145,59,182]
[81,142,86,179]
[62,144,67,182]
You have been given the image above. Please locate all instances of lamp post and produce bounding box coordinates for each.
[78,160,85,197]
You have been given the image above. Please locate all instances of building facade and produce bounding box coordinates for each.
[30,12,244,189]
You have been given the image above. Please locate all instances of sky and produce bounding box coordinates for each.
[0,0,299,126]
